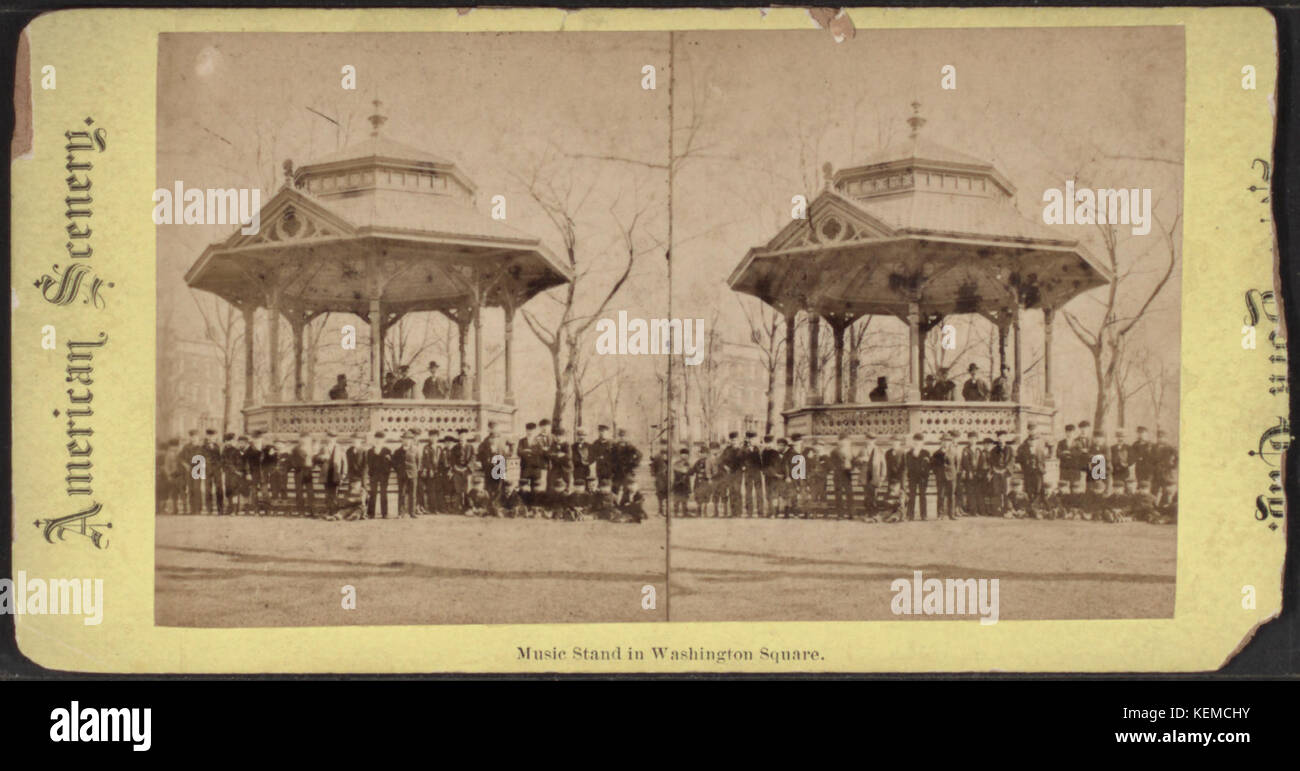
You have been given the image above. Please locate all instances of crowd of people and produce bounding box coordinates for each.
[648,420,1179,524]
[157,413,1177,526]
[155,421,651,523]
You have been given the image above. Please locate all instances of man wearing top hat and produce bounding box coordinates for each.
[518,421,542,492]
[957,431,979,516]
[548,426,573,493]
[931,432,960,520]
[391,431,418,517]
[719,431,743,517]
[244,431,270,516]
[741,431,764,517]
[421,360,448,399]
[392,365,417,400]
[591,424,615,490]
[904,433,931,521]
[1131,425,1154,493]
[1017,424,1051,517]
[201,428,223,514]
[364,431,393,519]
[220,432,244,515]
[418,429,440,513]
[987,430,1014,516]
[962,362,990,402]
[868,376,889,403]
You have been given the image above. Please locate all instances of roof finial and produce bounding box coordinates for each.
[367,98,387,137]
[907,100,926,140]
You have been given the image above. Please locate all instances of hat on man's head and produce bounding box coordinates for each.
[597,424,609,432]
[525,422,537,431]
[763,435,774,443]
[428,361,439,369]
[708,441,720,449]
[575,428,586,437]
[967,431,978,438]
[728,431,739,440]
[968,363,980,372]
[1078,420,1092,429]
[539,419,551,427]
[374,431,386,439]
[744,431,756,439]
[777,437,788,445]
[876,376,887,386]
[237,435,249,442]
[206,428,217,436]
[1064,424,1076,431]
[1136,425,1149,433]
[912,433,925,441]
[456,428,468,435]
[224,432,236,441]
[790,433,804,442]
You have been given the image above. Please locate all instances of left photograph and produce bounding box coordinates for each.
[154,32,670,627]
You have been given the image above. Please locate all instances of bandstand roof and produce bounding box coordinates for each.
[185,120,572,317]
[729,129,1111,319]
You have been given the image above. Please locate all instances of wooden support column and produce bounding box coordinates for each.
[831,317,847,404]
[369,297,384,393]
[290,314,305,402]
[1012,304,1023,402]
[266,287,282,403]
[457,318,469,381]
[997,314,1009,375]
[503,303,516,406]
[1042,306,1055,406]
[906,301,921,402]
[472,304,483,401]
[242,306,255,407]
[808,314,822,406]
[783,311,796,410]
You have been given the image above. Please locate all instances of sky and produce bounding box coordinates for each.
[670,26,1185,434]
[157,26,1185,439]
[157,31,672,435]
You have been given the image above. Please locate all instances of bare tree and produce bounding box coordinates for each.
[1061,200,1181,431]
[735,294,786,436]
[514,149,656,432]
[190,291,242,434]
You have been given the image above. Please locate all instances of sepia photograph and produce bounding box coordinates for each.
[153,31,672,626]
[661,27,1184,622]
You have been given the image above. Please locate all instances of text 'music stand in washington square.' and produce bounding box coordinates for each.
[184,104,574,440]
[729,106,1111,458]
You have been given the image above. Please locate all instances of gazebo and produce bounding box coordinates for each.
[186,105,572,438]
[729,107,1111,442]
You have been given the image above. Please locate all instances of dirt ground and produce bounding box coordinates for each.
[156,515,1174,627]
[668,517,1176,622]
[156,515,668,627]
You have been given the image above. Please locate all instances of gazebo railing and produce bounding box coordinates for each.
[244,398,516,437]
[783,400,1054,442]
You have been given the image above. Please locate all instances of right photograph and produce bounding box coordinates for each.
[665,26,1184,622]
